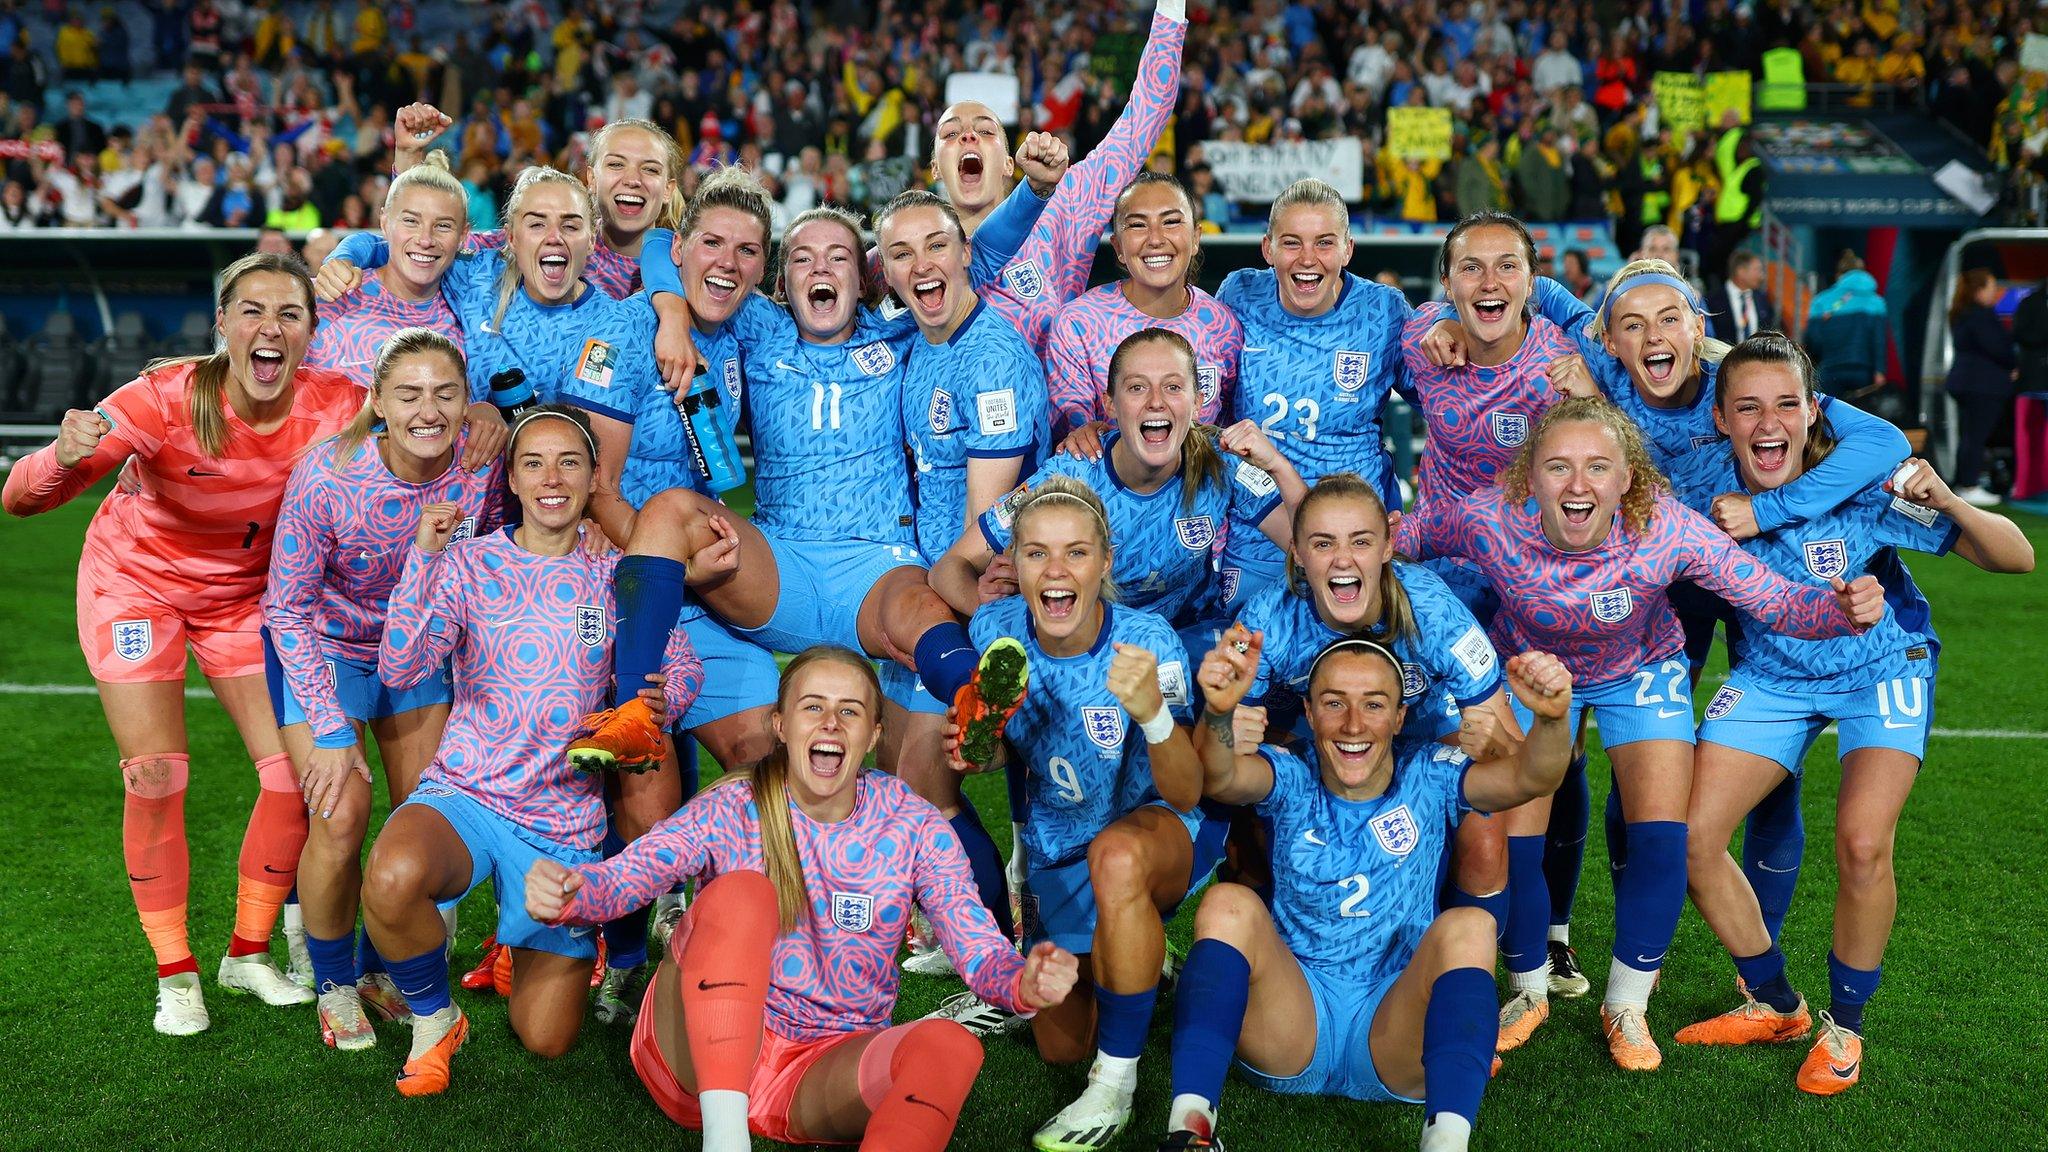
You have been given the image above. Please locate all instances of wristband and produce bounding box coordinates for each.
[1138,708,1176,744]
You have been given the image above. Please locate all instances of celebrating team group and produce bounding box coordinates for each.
[4,4,2034,1151]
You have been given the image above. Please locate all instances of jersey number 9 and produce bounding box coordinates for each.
[1045,755,1086,805]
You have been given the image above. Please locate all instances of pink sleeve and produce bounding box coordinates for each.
[563,806,715,924]
[659,619,706,727]
[1045,306,1101,439]
[1668,500,1854,640]
[1398,494,1459,561]
[917,806,1029,1013]
[1043,14,1186,286]
[261,457,350,740]
[2,375,159,516]
[377,544,464,689]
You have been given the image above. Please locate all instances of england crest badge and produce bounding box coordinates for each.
[1175,515,1216,551]
[1003,259,1046,300]
[575,605,606,647]
[1489,410,1529,447]
[928,388,954,435]
[1704,685,1744,721]
[1332,350,1371,392]
[1082,707,1125,751]
[852,341,896,376]
[112,619,152,662]
[1589,587,1634,623]
[1369,804,1420,856]
[1803,539,1849,581]
[831,891,874,933]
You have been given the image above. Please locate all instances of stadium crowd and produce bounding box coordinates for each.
[1,0,2045,242]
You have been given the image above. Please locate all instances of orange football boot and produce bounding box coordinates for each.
[1676,995,1811,1046]
[396,1010,470,1098]
[1795,1011,1863,1095]
[568,697,665,774]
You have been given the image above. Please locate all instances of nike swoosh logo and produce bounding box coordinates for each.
[1828,1061,1858,1079]
[568,926,593,938]
[1303,828,1327,846]
[1636,952,1667,966]
[1882,719,1916,730]
[1756,861,1797,874]
[774,359,803,373]
[186,466,225,478]
[1656,707,1688,719]
[904,1094,950,1118]
[697,979,745,991]
[1243,345,1267,353]
[128,873,160,882]
[262,864,293,875]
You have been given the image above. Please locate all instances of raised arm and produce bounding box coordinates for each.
[1748,397,1909,534]
[1671,501,1877,638]
[1192,624,1280,807]
[1045,308,1103,439]
[1108,639,1200,812]
[542,804,714,925]
[1216,423,1303,547]
[378,511,472,689]
[1889,457,2035,574]
[2,406,137,517]
[1460,652,1575,813]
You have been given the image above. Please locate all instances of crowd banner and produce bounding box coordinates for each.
[1654,72,1704,135]
[2022,34,2048,76]
[1386,108,1454,162]
[943,72,1021,125]
[1704,71,1754,127]
[1207,137,1366,201]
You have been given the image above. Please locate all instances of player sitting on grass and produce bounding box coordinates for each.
[1667,334,2034,1094]
[1164,633,1576,1152]
[361,408,703,1096]
[525,646,1079,1152]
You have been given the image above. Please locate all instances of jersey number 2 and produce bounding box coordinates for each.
[1336,873,1371,918]
[1259,393,1320,442]
[811,382,843,431]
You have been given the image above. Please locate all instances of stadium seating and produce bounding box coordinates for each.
[96,312,155,393]
[24,312,93,417]
[161,311,214,358]
[0,314,27,420]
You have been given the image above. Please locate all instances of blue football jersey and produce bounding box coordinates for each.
[979,431,1283,625]
[1666,444,1957,690]
[971,598,1195,871]
[1257,741,1471,985]
[334,233,624,406]
[1220,268,1413,574]
[1239,560,1504,744]
[558,292,747,509]
[718,293,920,546]
[904,299,1046,560]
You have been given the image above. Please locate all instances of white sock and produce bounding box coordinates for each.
[1166,1093,1216,1136]
[1091,1052,1140,1094]
[1604,957,1658,1010]
[1509,966,1550,996]
[283,902,305,937]
[440,904,459,942]
[1420,1112,1473,1152]
[1155,0,1187,22]
[409,1005,459,1060]
[698,1088,751,1152]
[1547,924,1570,946]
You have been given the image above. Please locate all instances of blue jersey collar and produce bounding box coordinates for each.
[1026,599,1116,659]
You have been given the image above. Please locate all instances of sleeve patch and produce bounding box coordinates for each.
[1234,460,1278,498]
[977,387,1018,436]
[990,483,1028,531]
[1156,659,1190,709]
[1449,626,1498,681]
[575,339,617,389]
[1888,495,1940,527]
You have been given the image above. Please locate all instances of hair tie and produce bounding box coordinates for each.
[1306,637,1403,690]
[1599,272,1704,326]
[509,408,598,460]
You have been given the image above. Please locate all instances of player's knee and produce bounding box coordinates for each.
[904,1018,984,1077]
[512,1015,580,1059]
[636,487,712,551]
[311,790,371,847]
[1427,906,1499,969]
[1086,826,1152,901]
[1191,881,1266,949]
[1835,828,1894,889]
[1453,822,1507,891]
[361,844,430,912]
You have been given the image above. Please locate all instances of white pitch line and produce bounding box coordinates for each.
[1,683,2044,741]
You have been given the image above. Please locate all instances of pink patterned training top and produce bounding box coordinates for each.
[1046,281,1241,437]
[1400,302,1579,508]
[379,529,703,849]
[263,436,503,743]
[1401,485,1857,689]
[564,771,1029,1042]
[985,12,1185,363]
[304,277,466,390]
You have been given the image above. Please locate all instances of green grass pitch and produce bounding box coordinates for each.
[2,483,2043,1150]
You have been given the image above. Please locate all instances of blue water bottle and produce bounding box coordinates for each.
[681,367,746,494]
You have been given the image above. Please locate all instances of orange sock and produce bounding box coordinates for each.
[677,870,779,1093]
[856,1019,985,1151]
[122,754,194,977]
[230,754,306,957]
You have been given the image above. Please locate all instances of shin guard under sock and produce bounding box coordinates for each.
[856,1019,985,1151]
[612,555,689,708]
[231,754,307,955]
[122,753,194,976]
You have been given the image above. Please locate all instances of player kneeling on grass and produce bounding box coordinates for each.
[1158,635,1576,1152]
[1666,334,2035,1094]
[944,476,1225,1152]
[525,646,1079,1151]
[263,328,505,1050]
[360,407,704,1096]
